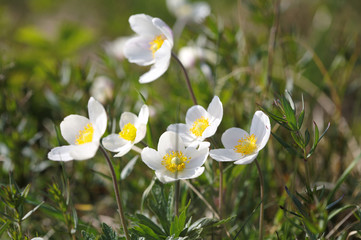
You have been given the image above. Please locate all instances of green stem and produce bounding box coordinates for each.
[255,159,264,240]
[304,158,312,196]
[171,52,198,105]
[100,146,130,240]
[218,162,223,220]
[175,180,180,216]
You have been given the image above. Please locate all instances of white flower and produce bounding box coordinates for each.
[141,131,209,183]
[210,111,271,165]
[48,97,107,161]
[167,96,223,147]
[167,0,210,24]
[102,105,149,157]
[123,14,173,83]
[179,45,217,68]
[90,76,114,104]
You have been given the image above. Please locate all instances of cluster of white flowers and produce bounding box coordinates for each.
[48,10,271,184]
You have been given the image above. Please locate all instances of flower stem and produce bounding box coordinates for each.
[100,146,130,240]
[304,158,312,196]
[171,52,198,105]
[218,162,223,220]
[175,180,180,216]
[255,159,264,240]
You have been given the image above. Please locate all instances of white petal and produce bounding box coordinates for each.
[119,112,138,129]
[198,141,211,149]
[177,167,205,180]
[139,41,172,83]
[167,123,195,146]
[88,97,107,138]
[102,134,128,152]
[48,146,74,161]
[129,14,162,36]
[207,96,223,123]
[138,105,149,125]
[70,142,99,160]
[234,152,259,165]
[152,18,173,46]
[185,105,208,125]
[201,123,217,139]
[158,131,185,157]
[123,36,155,66]
[134,124,147,143]
[221,127,249,149]
[184,146,209,169]
[141,147,163,171]
[155,171,176,183]
[60,115,90,145]
[250,111,271,151]
[210,149,242,162]
[113,143,133,157]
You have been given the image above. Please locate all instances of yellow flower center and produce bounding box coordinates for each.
[162,151,190,173]
[190,117,210,137]
[149,35,165,56]
[75,123,94,145]
[119,123,137,141]
[234,134,258,155]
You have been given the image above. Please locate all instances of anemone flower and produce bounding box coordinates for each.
[210,111,271,165]
[166,0,210,24]
[167,96,223,147]
[48,97,107,161]
[102,105,149,157]
[123,14,173,83]
[141,131,209,183]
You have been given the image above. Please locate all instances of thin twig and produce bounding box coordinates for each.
[100,146,130,240]
[171,52,198,105]
[255,159,264,240]
[175,180,180,216]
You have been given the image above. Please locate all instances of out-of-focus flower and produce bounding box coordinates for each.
[104,37,130,60]
[210,111,271,165]
[90,76,114,104]
[178,45,217,69]
[123,14,173,83]
[102,105,149,157]
[167,96,223,147]
[141,131,209,183]
[166,0,210,24]
[48,97,107,161]
[31,238,44,240]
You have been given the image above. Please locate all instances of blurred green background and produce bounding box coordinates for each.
[1,0,361,239]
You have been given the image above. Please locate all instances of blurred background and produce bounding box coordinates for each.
[1,0,361,238]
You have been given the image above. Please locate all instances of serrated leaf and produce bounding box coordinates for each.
[121,156,138,180]
[170,201,189,237]
[22,201,44,221]
[132,224,160,239]
[100,223,119,240]
[81,230,96,240]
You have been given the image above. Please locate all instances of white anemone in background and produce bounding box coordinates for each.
[102,105,149,157]
[104,37,130,60]
[141,131,209,183]
[90,76,114,104]
[166,0,210,24]
[48,97,107,161]
[178,45,217,69]
[123,14,173,83]
[167,96,223,147]
[210,111,271,165]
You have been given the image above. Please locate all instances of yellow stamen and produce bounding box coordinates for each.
[75,123,94,145]
[234,134,258,155]
[149,35,165,56]
[119,123,137,141]
[162,151,190,173]
[190,117,210,137]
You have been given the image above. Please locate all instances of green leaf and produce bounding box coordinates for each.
[281,95,297,130]
[170,201,189,237]
[327,153,361,203]
[134,213,166,236]
[291,131,304,149]
[307,122,330,158]
[100,223,119,240]
[304,129,310,147]
[285,186,308,218]
[0,221,10,238]
[271,132,303,158]
[81,230,96,240]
